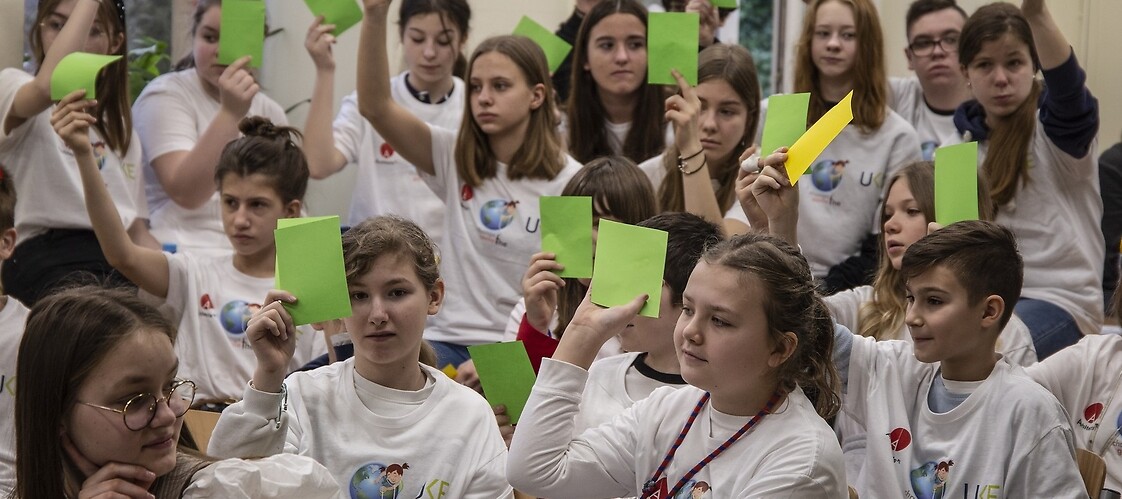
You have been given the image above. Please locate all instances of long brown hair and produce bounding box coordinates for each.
[454,36,565,188]
[794,0,887,133]
[702,234,841,418]
[554,156,657,337]
[29,0,131,155]
[958,2,1042,208]
[396,0,471,79]
[566,0,667,165]
[658,44,760,215]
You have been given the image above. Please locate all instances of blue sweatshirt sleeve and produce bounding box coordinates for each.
[833,322,854,393]
[1038,50,1098,159]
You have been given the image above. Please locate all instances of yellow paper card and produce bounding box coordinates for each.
[785,91,854,184]
[441,364,458,379]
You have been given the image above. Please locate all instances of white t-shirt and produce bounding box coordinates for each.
[184,454,340,498]
[1027,334,1122,492]
[156,253,325,403]
[0,69,146,244]
[334,73,463,238]
[638,154,750,226]
[508,358,848,498]
[502,298,623,361]
[888,76,962,161]
[423,126,581,345]
[556,116,673,162]
[207,359,513,498]
[757,100,922,278]
[0,298,30,495]
[979,123,1104,337]
[843,334,1085,498]
[577,352,686,434]
[132,69,287,257]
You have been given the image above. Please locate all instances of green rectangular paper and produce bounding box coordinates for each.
[761,93,810,156]
[540,196,593,279]
[590,220,668,318]
[468,341,536,424]
[50,52,121,100]
[218,0,266,67]
[934,141,980,225]
[647,12,699,85]
[303,0,362,36]
[513,16,572,74]
[712,0,738,7]
[275,216,352,325]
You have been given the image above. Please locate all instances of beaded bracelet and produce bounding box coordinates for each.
[677,149,706,175]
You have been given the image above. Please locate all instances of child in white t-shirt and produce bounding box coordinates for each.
[357,0,581,377]
[208,216,513,498]
[508,233,846,497]
[0,166,28,495]
[55,101,324,404]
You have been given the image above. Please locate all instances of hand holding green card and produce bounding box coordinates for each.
[761,93,810,156]
[540,196,594,279]
[590,220,668,318]
[303,0,363,36]
[934,141,980,225]
[50,52,121,100]
[647,12,699,85]
[513,16,572,74]
[275,216,352,325]
[468,341,537,424]
[218,0,266,67]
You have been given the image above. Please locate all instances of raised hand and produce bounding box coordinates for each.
[749,147,798,223]
[50,90,96,155]
[217,56,259,119]
[63,434,157,499]
[686,0,721,48]
[361,0,392,13]
[247,290,300,393]
[735,145,768,231]
[664,69,703,158]
[305,16,337,72]
[522,252,565,333]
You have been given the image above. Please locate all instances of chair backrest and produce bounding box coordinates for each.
[182,409,221,453]
[1077,448,1106,499]
[848,485,859,499]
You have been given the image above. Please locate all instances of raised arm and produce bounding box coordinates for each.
[666,70,726,229]
[51,90,171,298]
[748,148,800,246]
[4,0,101,134]
[302,17,348,179]
[145,55,258,210]
[357,0,435,175]
[1021,0,1069,70]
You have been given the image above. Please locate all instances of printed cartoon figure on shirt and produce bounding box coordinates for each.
[350,461,411,499]
[810,158,848,192]
[910,459,954,499]
[688,481,710,498]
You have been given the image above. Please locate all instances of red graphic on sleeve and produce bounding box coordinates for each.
[1085,403,1105,424]
[200,294,214,310]
[461,184,474,202]
[379,143,394,159]
[889,427,912,451]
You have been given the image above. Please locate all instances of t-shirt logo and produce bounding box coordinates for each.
[911,459,955,499]
[478,199,518,231]
[1078,402,1105,430]
[889,427,912,451]
[380,143,395,159]
[460,184,474,202]
[200,294,214,310]
[810,159,848,192]
[218,300,261,341]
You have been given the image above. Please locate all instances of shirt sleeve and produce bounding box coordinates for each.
[182,454,341,499]
[420,124,458,198]
[331,93,363,164]
[206,383,302,458]
[132,79,201,163]
[1038,50,1098,159]
[1005,425,1086,499]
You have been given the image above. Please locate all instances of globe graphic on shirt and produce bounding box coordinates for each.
[349,462,393,499]
[909,461,939,499]
[810,159,845,192]
[479,199,517,231]
[218,300,253,338]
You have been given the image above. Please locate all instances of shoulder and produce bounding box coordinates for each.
[284,358,351,395]
[0,67,33,92]
[587,352,641,378]
[879,109,921,139]
[138,70,195,97]
[992,362,1068,417]
[427,364,494,411]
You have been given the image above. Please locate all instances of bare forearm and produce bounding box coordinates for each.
[156,110,241,209]
[8,0,99,122]
[1024,2,1070,70]
[304,68,345,179]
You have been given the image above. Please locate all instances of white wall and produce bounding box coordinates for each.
[1,0,24,70]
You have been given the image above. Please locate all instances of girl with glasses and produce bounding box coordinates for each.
[10,287,339,498]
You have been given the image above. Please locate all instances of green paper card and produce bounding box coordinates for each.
[934,141,980,225]
[514,16,572,74]
[50,52,121,100]
[590,220,667,318]
[468,341,536,424]
[218,0,266,67]
[275,216,352,325]
[540,196,593,279]
[647,12,699,85]
[761,93,810,156]
[712,0,738,7]
[303,0,363,36]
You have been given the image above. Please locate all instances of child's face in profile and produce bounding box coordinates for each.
[344,253,443,378]
[904,264,998,376]
[882,177,929,271]
[219,173,300,259]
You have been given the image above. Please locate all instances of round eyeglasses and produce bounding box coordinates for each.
[79,380,197,431]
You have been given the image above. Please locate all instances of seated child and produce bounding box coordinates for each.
[508,233,847,497]
[208,216,513,497]
[831,220,1084,497]
[0,166,26,495]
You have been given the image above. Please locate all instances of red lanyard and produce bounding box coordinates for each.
[642,390,781,498]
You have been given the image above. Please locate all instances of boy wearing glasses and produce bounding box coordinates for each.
[889,0,973,160]
[0,166,27,495]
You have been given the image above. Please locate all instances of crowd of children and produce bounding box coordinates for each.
[0,0,1117,496]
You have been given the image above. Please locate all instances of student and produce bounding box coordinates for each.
[508,234,847,497]
[576,212,723,434]
[641,44,760,235]
[54,99,325,404]
[551,0,605,103]
[764,0,921,293]
[0,166,26,495]
[829,220,1084,497]
[207,216,514,497]
[0,0,154,305]
[566,0,668,165]
[356,0,582,372]
[10,287,339,498]
[1103,138,1122,311]
[133,0,287,257]
[505,155,657,368]
[890,0,972,160]
[954,0,1101,357]
[302,0,471,239]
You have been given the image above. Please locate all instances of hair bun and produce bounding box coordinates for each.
[238,116,282,140]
